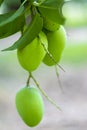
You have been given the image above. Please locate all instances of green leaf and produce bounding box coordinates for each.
[0,11,15,22]
[38,0,65,24]
[0,0,4,5]
[0,5,25,39]
[2,12,43,51]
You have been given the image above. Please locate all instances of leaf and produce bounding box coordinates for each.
[0,0,4,5]
[0,5,25,39]
[38,0,65,24]
[0,11,15,22]
[2,12,43,51]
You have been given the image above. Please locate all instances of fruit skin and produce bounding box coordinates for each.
[43,17,60,31]
[17,31,48,72]
[15,86,44,127]
[43,26,67,66]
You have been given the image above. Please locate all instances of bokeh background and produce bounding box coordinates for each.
[0,0,87,130]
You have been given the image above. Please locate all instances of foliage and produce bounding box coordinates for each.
[0,0,65,50]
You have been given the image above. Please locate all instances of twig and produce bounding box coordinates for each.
[55,65,64,93]
[26,72,31,86]
[30,72,62,111]
[40,40,65,72]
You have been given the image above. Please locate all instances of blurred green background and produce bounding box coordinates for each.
[0,0,87,130]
